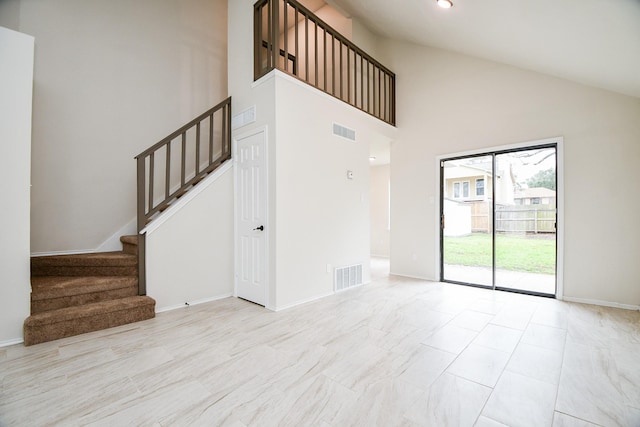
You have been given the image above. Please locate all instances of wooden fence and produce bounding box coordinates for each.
[471,202,556,234]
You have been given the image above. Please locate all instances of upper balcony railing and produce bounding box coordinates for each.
[254,0,396,126]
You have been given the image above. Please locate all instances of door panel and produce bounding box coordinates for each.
[442,155,493,287]
[494,148,556,295]
[236,131,267,305]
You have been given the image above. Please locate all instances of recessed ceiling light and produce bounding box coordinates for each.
[437,0,453,9]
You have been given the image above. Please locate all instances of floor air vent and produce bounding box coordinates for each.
[335,264,363,292]
[333,123,356,141]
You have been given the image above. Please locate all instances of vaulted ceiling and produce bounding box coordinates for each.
[329,0,640,99]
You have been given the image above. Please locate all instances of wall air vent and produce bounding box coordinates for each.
[333,123,356,141]
[334,264,363,292]
[232,106,256,130]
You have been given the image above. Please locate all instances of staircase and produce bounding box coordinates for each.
[24,235,155,346]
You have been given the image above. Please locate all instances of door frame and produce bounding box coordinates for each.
[435,137,564,299]
[233,125,270,308]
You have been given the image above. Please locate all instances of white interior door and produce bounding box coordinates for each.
[235,130,267,306]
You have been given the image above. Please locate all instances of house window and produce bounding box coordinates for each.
[531,197,541,204]
[476,178,485,196]
[453,181,470,198]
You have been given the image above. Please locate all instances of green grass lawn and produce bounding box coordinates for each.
[444,233,556,275]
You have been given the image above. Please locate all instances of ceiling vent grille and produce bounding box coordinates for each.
[334,264,363,292]
[333,123,356,141]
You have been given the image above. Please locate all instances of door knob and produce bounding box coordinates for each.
[253,225,264,231]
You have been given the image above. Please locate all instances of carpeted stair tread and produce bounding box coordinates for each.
[120,235,139,255]
[32,252,137,277]
[32,251,137,267]
[119,235,138,245]
[31,276,137,300]
[24,296,156,346]
[26,234,156,345]
[25,296,155,326]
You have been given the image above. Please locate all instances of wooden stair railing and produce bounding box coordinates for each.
[134,97,232,295]
[254,0,396,126]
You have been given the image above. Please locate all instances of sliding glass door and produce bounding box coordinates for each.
[441,145,557,296]
[441,155,494,286]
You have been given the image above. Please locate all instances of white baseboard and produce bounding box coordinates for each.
[0,337,24,348]
[31,248,96,257]
[155,293,233,313]
[562,296,640,311]
[370,254,390,259]
[272,290,336,312]
[389,271,437,282]
[387,273,638,311]
[31,218,136,257]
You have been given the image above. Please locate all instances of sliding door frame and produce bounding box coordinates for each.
[436,137,564,299]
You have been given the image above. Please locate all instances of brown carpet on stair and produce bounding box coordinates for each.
[25,235,155,346]
[24,296,156,346]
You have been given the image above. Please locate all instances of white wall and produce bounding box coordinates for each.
[0,0,20,30]
[370,164,390,257]
[351,18,382,62]
[384,40,640,307]
[146,165,234,311]
[274,74,396,309]
[229,0,396,310]
[0,26,33,345]
[12,0,228,253]
[228,0,278,306]
[315,4,352,39]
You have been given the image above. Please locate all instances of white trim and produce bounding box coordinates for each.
[251,68,277,89]
[141,160,233,236]
[438,137,562,159]
[270,69,397,132]
[370,254,390,259]
[0,337,23,348]
[233,126,270,309]
[390,272,437,282]
[96,217,136,252]
[555,138,565,300]
[33,218,137,256]
[436,137,564,298]
[272,291,336,312]
[31,248,96,257]
[155,293,233,313]
[563,296,640,311]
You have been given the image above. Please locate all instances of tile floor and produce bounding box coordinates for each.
[1,258,639,426]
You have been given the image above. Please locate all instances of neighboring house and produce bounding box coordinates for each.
[444,164,491,202]
[515,187,557,206]
[443,159,515,206]
[443,159,516,233]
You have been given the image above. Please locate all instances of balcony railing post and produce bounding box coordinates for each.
[136,155,147,296]
[254,3,262,79]
[271,0,279,73]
